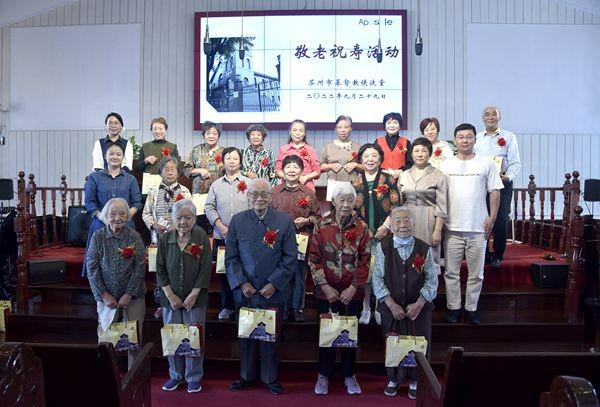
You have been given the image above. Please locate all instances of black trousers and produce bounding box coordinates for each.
[212,238,234,310]
[316,298,363,379]
[487,181,513,260]
[236,301,284,384]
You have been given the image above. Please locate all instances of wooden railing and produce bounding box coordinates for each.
[512,171,581,255]
[14,171,84,311]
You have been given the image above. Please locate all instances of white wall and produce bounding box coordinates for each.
[0,0,598,215]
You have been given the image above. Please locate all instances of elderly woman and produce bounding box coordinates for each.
[83,143,142,276]
[320,115,361,184]
[241,124,277,185]
[183,121,224,194]
[372,206,438,399]
[204,147,252,321]
[309,182,371,396]
[156,199,212,393]
[92,112,134,172]
[351,143,400,325]
[420,117,453,169]
[135,117,181,174]
[86,198,146,368]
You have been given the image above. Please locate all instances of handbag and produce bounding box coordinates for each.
[385,320,427,368]
[238,306,278,342]
[0,300,11,332]
[160,323,203,357]
[318,310,358,348]
[98,308,140,352]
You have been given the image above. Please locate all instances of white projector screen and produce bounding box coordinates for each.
[465,24,600,135]
[194,11,407,130]
[10,24,141,131]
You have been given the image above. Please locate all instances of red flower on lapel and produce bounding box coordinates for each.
[118,245,135,260]
[214,153,222,164]
[237,181,247,193]
[297,196,310,209]
[497,138,506,147]
[260,157,270,168]
[300,149,309,158]
[412,253,426,273]
[433,148,442,158]
[162,147,170,157]
[262,229,279,249]
[375,184,389,199]
[184,243,203,259]
[175,193,185,202]
[350,151,358,162]
[344,230,357,243]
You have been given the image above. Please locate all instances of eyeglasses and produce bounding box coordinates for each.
[248,192,271,199]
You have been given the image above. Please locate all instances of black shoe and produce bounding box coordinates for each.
[445,309,461,323]
[283,309,292,321]
[293,309,305,322]
[230,378,254,391]
[265,381,283,395]
[490,258,502,268]
[465,310,481,325]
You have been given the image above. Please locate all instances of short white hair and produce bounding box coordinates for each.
[98,198,131,224]
[331,182,356,201]
[248,178,272,193]
[390,205,414,223]
[172,199,197,217]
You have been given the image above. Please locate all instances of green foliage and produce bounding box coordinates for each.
[128,135,142,159]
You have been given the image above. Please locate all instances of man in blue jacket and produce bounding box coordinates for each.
[226,178,297,395]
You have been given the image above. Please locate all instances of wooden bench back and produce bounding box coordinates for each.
[0,342,46,407]
[441,347,600,407]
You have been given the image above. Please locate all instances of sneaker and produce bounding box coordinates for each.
[293,309,305,322]
[344,375,362,395]
[465,310,481,325]
[359,309,371,325]
[408,382,417,399]
[445,309,461,323]
[218,308,235,320]
[384,381,398,396]
[374,310,382,326]
[314,374,329,395]
[162,378,183,391]
[187,381,201,393]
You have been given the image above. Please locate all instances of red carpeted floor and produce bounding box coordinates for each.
[150,372,417,407]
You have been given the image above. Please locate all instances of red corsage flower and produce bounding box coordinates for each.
[350,151,358,161]
[184,243,203,259]
[412,253,426,273]
[375,184,389,199]
[433,148,443,158]
[262,229,279,249]
[175,193,185,202]
[300,149,309,158]
[260,157,270,168]
[297,196,310,209]
[497,138,506,147]
[344,230,357,242]
[237,181,247,193]
[214,153,222,164]
[162,147,170,157]
[118,245,135,260]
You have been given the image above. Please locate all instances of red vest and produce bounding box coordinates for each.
[376,135,409,170]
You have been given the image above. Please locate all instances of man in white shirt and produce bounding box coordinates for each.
[474,106,521,268]
[440,123,503,325]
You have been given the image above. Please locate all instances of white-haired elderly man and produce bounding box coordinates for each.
[225,178,298,395]
[372,206,438,399]
[86,197,146,369]
[309,182,371,396]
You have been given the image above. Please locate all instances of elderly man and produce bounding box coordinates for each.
[225,178,297,395]
[440,123,503,325]
[474,106,521,268]
[372,206,438,399]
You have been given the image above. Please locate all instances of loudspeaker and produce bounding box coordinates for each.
[529,263,568,289]
[0,179,14,200]
[584,179,600,202]
[28,260,66,285]
[66,206,90,246]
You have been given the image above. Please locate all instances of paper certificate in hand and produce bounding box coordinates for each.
[191,193,208,215]
[142,173,162,194]
[215,246,226,274]
[296,233,309,257]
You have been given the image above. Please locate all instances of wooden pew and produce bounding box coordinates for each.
[416,347,600,407]
[540,375,599,407]
[30,342,153,407]
[0,342,46,407]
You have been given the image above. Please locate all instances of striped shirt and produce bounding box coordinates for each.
[204,173,252,239]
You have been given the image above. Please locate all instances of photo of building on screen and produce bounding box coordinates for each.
[206,37,281,113]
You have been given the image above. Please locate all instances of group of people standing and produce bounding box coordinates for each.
[83,106,521,398]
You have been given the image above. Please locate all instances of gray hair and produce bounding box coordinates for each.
[390,205,414,223]
[157,156,179,175]
[171,199,197,218]
[331,182,356,201]
[248,178,272,193]
[98,198,131,224]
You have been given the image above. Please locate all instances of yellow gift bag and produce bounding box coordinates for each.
[385,333,428,367]
[238,307,278,342]
[160,323,203,357]
[98,320,140,352]
[0,300,11,332]
[319,313,358,348]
